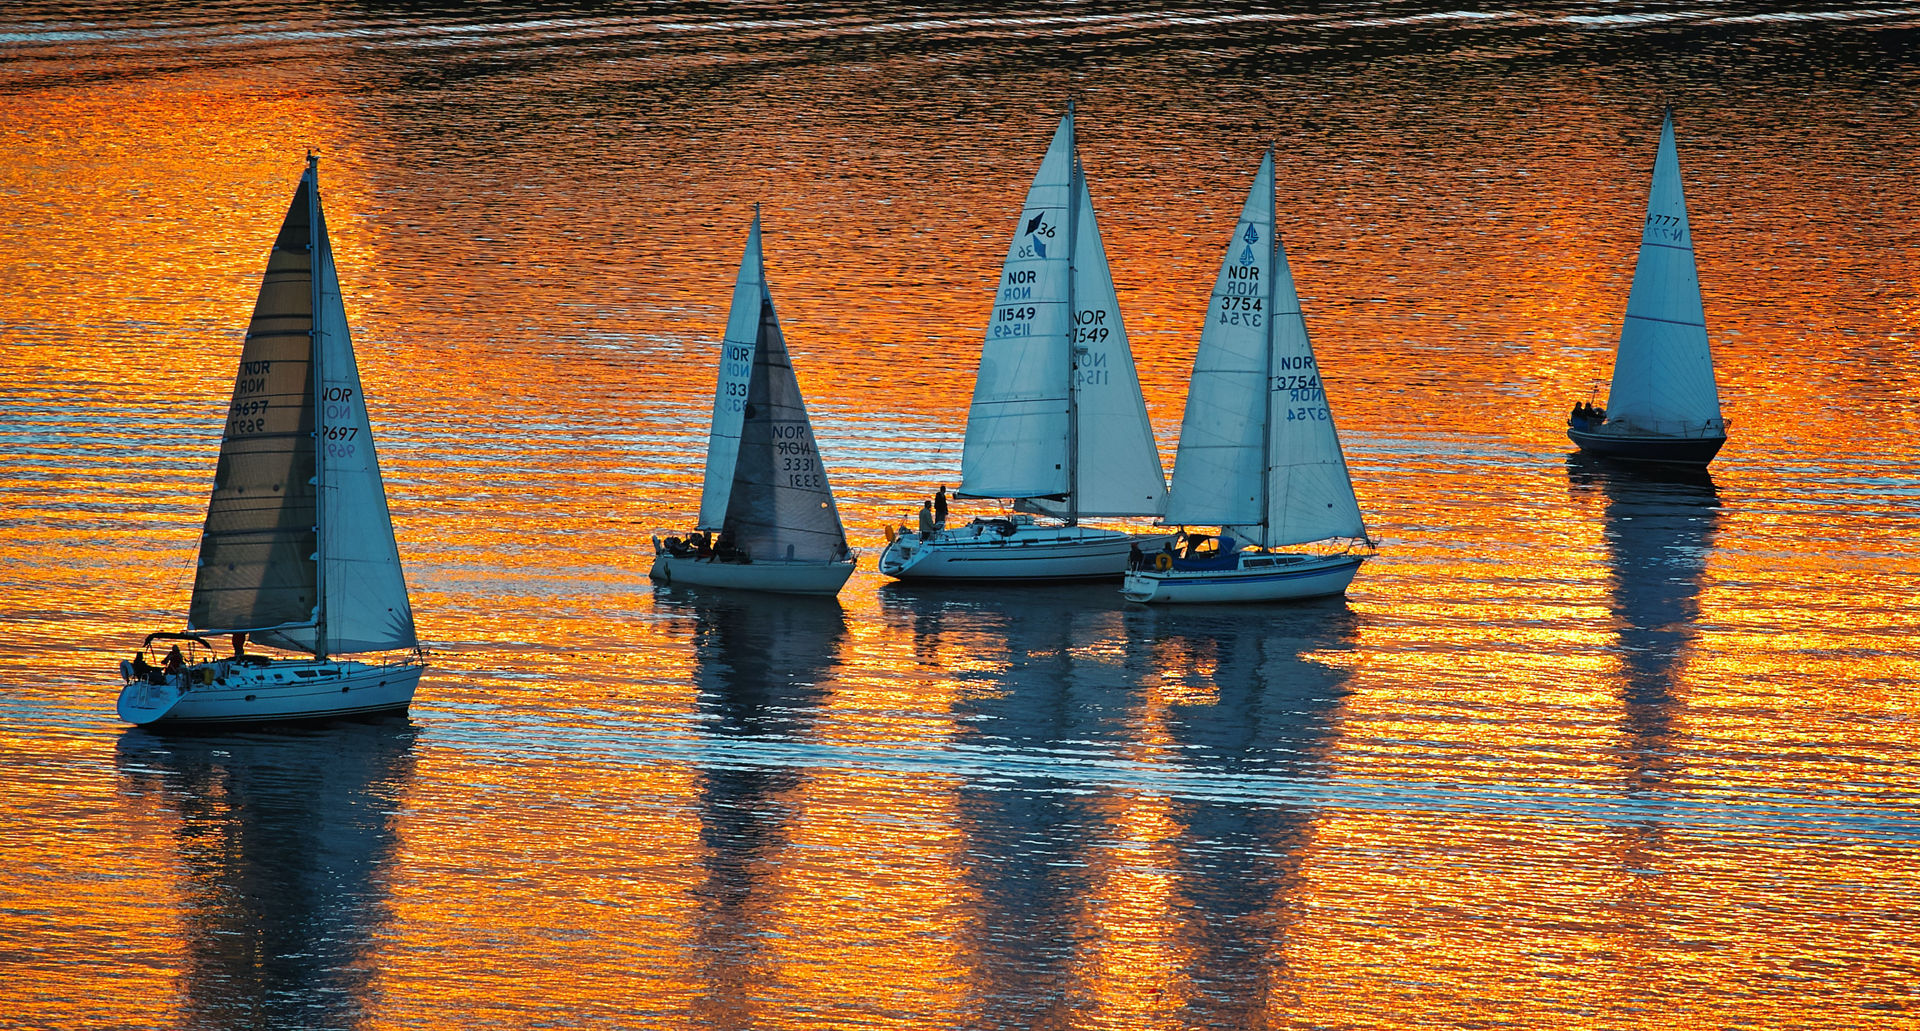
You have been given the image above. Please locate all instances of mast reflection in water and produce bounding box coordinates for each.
[1568,457,1724,794]
[883,583,1357,1026]
[670,588,847,1028]
[114,720,418,1031]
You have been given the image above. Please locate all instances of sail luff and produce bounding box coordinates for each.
[309,160,329,660]
[1605,110,1723,435]
[1064,113,1080,523]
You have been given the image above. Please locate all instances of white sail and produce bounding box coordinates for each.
[723,224,850,562]
[1165,151,1365,549]
[697,218,765,529]
[1058,160,1168,518]
[960,110,1165,518]
[959,113,1075,501]
[1163,153,1276,530]
[1605,110,1723,435]
[305,186,417,655]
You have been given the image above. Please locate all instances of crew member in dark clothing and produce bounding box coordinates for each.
[933,485,949,529]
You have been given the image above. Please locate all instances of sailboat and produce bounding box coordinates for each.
[1122,151,1372,605]
[877,106,1168,581]
[116,155,426,726]
[650,209,856,596]
[1568,108,1728,466]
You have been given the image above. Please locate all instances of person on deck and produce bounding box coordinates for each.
[232,632,247,658]
[933,485,949,529]
[918,500,936,539]
[162,645,185,678]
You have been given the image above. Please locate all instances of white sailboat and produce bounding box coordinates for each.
[1568,108,1728,466]
[117,156,426,725]
[650,209,856,596]
[878,107,1168,581]
[1123,151,1372,605]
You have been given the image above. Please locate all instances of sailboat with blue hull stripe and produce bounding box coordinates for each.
[1123,150,1374,605]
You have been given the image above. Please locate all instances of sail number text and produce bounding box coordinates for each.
[1218,293,1263,327]
[774,425,822,489]
[717,344,753,412]
[1272,356,1326,416]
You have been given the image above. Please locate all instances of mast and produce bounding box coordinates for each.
[1259,145,1276,549]
[307,151,328,661]
[1064,100,1079,525]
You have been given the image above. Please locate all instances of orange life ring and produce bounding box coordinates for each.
[1153,552,1173,571]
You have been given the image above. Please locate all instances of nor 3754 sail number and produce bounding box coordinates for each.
[1218,294,1263,327]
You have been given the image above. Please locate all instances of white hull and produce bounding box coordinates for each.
[1122,552,1367,604]
[878,521,1165,581]
[116,657,424,727]
[649,553,854,596]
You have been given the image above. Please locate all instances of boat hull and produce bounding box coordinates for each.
[1122,552,1367,604]
[878,522,1166,582]
[1568,424,1726,467]
[649,554,854,596]
[116,658,424,727]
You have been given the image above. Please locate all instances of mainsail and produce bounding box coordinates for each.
[1605,110,1724,436]
[1164,151,1366,550]
[959,109,1165,518]
[189,158,418,657]
[701,213,850,563]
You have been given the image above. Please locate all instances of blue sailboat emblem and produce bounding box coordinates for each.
[1243,224,1260,245]
[1239,245,1256,266]
[1034,238,1047,258]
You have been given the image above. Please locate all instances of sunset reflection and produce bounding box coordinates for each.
[5,2,1919,1029]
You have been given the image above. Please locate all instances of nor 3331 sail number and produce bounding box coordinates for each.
[773,424,822,489]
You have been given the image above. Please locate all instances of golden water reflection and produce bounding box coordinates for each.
[3,2,1919,1028]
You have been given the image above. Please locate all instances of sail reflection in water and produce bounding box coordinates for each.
[665,587,847,1026]
[880,584,1356,1025]
[1568,458,1724,793]
[114,720,418,1030]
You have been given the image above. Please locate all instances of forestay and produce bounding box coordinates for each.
[712,215,850,563]
[1606,111,1724,436]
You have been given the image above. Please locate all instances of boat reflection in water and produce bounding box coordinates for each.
[1568,456,1723,792]
[113,719,418,1030]
[881,583,1357,1026]
[659,586,847,1028]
